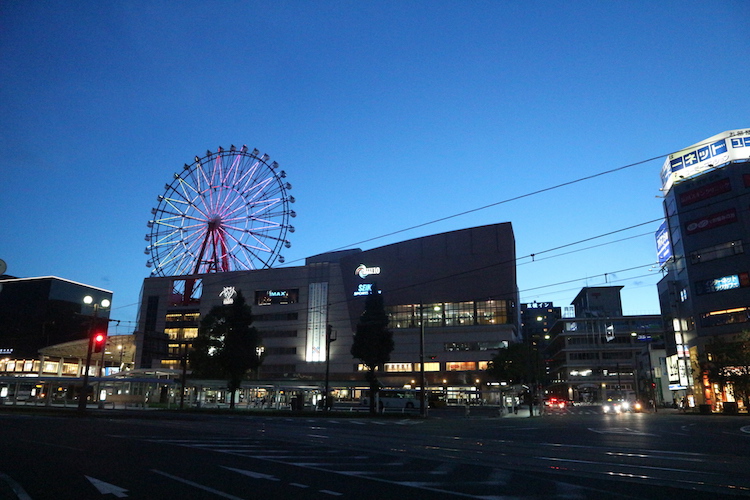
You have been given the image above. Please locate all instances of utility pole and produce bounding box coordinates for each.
[419,303,427,417]
[324,324,336,411]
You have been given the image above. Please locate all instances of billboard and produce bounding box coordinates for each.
[660,129,750,191]
[655,221,672,267]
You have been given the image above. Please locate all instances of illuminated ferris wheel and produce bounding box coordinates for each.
[145,145,295,276]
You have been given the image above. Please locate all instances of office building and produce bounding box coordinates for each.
[656,129,750,407]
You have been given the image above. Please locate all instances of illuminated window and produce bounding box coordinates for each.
[444,302,474,326]
[476,300,508,325]
[384,363,413,372]
[165,328,180,340]
[414,362,440,372]
[446,362,477,371]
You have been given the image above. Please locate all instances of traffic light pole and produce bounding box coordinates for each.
[77,334,95,412]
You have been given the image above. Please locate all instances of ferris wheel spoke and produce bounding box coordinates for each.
[222,151,244,187]
[234,160,263,193]
[148,146,292,275]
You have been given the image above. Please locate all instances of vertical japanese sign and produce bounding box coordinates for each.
[306,282,329,362]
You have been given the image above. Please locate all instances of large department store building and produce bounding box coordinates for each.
[136,222,520,400]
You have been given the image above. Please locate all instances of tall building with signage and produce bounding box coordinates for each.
[656,129,750,408]
[136,223,519,398]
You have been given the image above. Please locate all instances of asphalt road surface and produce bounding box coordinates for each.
[0,406,748,499]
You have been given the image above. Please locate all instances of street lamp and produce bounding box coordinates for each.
[323,325,337,411]
[77,296,111,412]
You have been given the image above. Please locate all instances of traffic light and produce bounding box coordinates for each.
[93,332,107,353]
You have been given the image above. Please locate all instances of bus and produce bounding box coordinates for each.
[360,389,419,410]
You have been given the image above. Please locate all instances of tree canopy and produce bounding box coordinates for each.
[486,342,533,386]
[350,285,394,413]
[703,331,750,408]
[190,290,262,409]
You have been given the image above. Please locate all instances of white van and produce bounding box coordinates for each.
[361,389,419,410]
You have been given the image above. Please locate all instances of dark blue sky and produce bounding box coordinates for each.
[1,1,748,331]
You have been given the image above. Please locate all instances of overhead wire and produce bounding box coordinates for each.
[118,141,746,324]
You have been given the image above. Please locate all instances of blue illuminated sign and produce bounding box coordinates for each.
[655,221,672,267]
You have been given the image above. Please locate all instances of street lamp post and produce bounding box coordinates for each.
[77,296,110,412]
[323,324,337,411]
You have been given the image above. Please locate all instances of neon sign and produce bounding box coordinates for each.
[355,264,381,279]
[219,286,237,304]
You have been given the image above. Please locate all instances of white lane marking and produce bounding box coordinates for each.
[85,476,129,498]
[151,469,245,500]
[0,473,33,500]
[222,467,280,481]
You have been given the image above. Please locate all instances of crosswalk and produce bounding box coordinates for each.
[140,435,605,499]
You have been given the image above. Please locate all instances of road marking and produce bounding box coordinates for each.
[222,467,280,481]
[151,469,245,500]
[290,483,309,488]
[587,427,656,436]
[741,425,750,434]
[0,473,33,500]
[85,476,129,498]
[320,489,343,496]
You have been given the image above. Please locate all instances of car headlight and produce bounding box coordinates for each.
[621,401,630,410]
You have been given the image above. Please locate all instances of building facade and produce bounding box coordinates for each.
[545,287,664,404]
[0,276,114,377]
[656,129,750,408]
[136,222,520,399]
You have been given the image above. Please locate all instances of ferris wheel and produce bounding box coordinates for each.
[145,145,295,276]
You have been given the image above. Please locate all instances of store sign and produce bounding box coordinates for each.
[695,272,749,295]
[219,286,237,304]
[255,289,299,306]
[685,208,737,235]
[355,264,380,279]
[353,283,374,296]
[655,221,672,267]
[660,129,750,190]
[679,178,731,206]
[0,348,13,355]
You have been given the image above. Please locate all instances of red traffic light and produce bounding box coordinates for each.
[93,333,107,353]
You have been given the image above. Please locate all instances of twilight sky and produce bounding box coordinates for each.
[1,1,748,333]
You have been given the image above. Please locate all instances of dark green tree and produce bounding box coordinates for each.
[350,285,394,414]
[486,341,546,416]
[703,331,750,409]
[486,342,532,385]
[190,291,262,409]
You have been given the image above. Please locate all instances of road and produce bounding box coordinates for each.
[0,406,748,499]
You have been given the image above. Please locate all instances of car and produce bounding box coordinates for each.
[544,397,567,410]
[602,399,641,413]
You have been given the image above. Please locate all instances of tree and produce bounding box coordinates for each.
[486,341,546,416]
[486,342,532,386]
[190,291,262,409]
[350,285,394,414]
[703,331,750,409]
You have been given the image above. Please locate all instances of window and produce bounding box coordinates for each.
[476,300,508,325]
[569,352,599,360]
[446,362,477,371]
[444,301,475,326]
[602,352,633,360]
[384,363,413,372]
[700,307,750,327]
[414,362,440,372]
[260,330,298,338]
[690,240,743,264]
[444,341,507,351]
[266,347,297,355]
[255,289,299,306]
